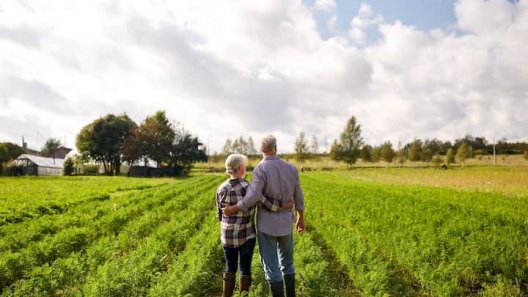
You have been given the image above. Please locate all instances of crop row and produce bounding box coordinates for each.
[0,176,172,226]
[0,175,210,256]
[301,173,528,296]
[0,175,224,295]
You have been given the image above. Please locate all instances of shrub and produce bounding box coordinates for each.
[83,164,99,175]
[63,157,74,176]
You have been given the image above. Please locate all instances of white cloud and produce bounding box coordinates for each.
[348,3,384,45]
[0,0,527,154]
[314,0,336,12]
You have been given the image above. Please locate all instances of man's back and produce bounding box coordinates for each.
[241,155,304,236]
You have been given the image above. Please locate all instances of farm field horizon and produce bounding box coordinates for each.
[1,166,527,296]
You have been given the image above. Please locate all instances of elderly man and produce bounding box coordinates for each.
[224,135,305,297]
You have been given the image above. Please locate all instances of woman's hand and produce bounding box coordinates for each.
[223,204,240,216]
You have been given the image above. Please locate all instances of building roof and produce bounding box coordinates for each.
[15,154,64,168]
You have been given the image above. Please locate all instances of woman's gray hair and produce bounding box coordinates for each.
[260,134,277,153]
[225,153,248,175]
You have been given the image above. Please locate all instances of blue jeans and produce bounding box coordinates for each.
[258,231,294,283]
[222,237,256,275]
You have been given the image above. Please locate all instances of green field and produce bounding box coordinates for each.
[1,167,527,296]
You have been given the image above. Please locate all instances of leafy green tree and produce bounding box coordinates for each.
[422,148,433,162]
[380,141,396,163]
[396,141,405,166]
[424,138,443,155]
[41,138,61,157]
[0,142,24,173]
[456,142,471,167]
[445,148,455,166]
[371,146,381,162]
[168,131,207,174]
[76,113,137,175]
[361,145,373,162]
[62,157,74,176]
[329,140,342,162]
[408,139,423,162]
[331,116,363,167]
[295,132,309,164]
[121,126,145,167]
[310,135,319,159]
[139,111,175,167]
[431,153,443,167]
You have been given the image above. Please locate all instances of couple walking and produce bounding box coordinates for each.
[216,135,305,297]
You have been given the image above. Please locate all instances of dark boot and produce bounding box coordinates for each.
[284,273,295,297]
[240,274,251,293]
[223,272,236,297]
[269,281,285,297]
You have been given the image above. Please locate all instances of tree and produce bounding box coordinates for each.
[445,148,455,166]
[380,141,395,163]
[76,113,137,176]
[329,140,342,162]
[294,132,309,164]
[63,157,74,176]
[247,137,257,155]
[468,146,475,158]
[310,135,319,158]
[431,153,443,167]
[456,142,471,167]
[361,145,373,162]
[424,138,443,155]
[121,126,145,167]
[371,146,381,162]
[41,138,61,158]
[422,148,433,162]
[525,149,528,161]
[0,142,24,173]
[222,139,233,155]
[222,136,257,156]
[139,111,176,167]
[168,130,207,174]
[396,141,405,166]
[332,116,363,167]
[408,139,423,162]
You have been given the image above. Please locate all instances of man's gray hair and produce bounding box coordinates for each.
[225,153,248,175]
[260,135,277,153]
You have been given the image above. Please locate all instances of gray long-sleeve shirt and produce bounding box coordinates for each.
[237,155,305,236]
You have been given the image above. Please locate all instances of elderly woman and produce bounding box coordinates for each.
[216,153,291,297]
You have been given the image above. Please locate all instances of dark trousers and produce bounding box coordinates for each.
[222,237,256,276]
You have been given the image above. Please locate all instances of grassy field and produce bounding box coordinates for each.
[200,154,528,171]
[0,166,527,296]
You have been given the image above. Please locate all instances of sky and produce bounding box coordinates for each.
[1,0,527,154]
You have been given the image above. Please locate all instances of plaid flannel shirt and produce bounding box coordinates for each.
[216,178,283,248]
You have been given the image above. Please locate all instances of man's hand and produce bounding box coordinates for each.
[296,217,305,233]
[223,204,240,216]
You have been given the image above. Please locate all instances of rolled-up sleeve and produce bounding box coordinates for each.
[293,169,304,211]
[216,189,223,221]
[237,166,266,211]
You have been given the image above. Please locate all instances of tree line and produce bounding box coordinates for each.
[1,113,528,175]
[75,111,207,176]
[293,116,528,167]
